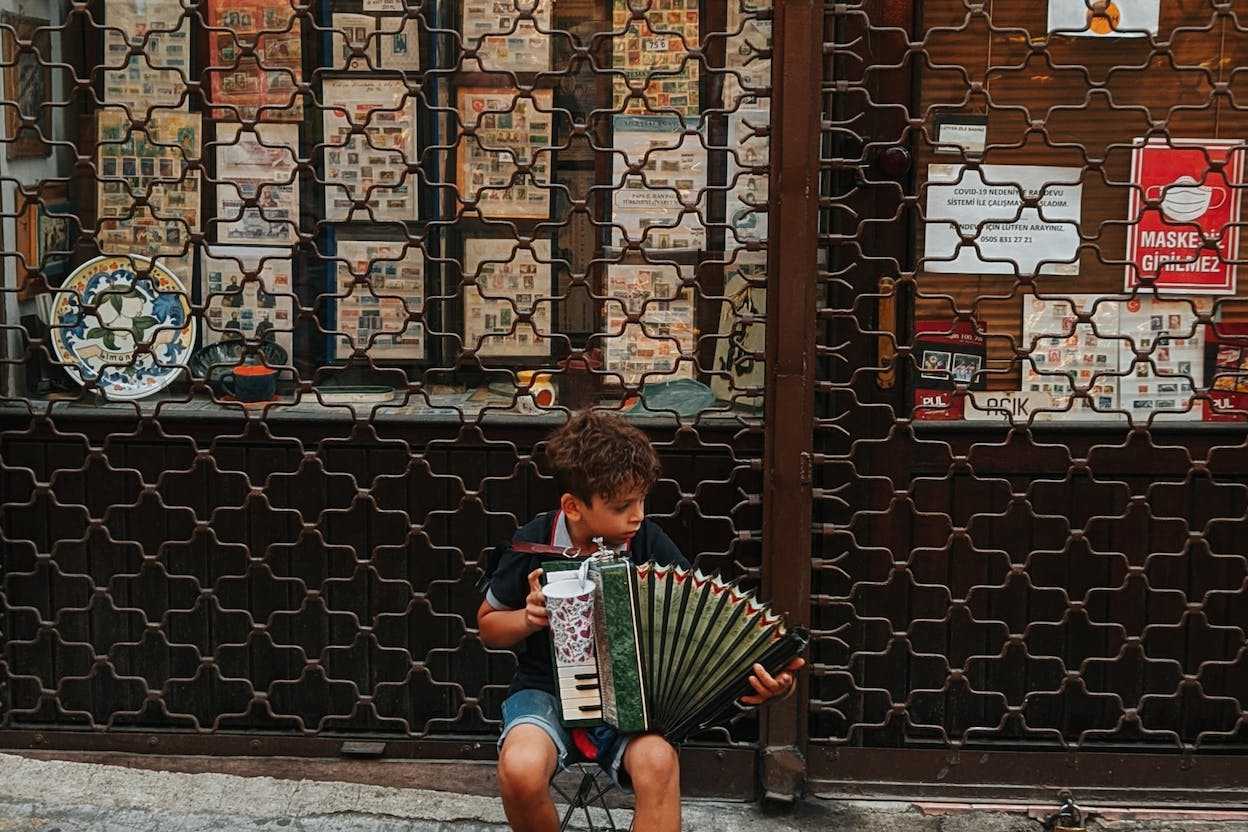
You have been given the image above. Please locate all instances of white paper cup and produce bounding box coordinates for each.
[543,578,596,664]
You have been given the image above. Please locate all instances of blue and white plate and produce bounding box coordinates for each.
[51,255,196,400]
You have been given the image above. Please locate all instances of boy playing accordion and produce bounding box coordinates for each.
[478,409,803,832]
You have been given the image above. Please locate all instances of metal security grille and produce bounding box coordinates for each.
[0,0,775,799]
[810,0,1248,804]
[3,0,1248,808]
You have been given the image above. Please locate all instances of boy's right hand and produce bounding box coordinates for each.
[524,568,549,632]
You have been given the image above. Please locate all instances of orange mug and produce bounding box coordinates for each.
[222,363,277,402]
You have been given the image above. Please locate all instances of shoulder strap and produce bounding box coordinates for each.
[511,540,595,558]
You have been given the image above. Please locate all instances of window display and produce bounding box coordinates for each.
[11,1,777,419]
[956,294,1213,423]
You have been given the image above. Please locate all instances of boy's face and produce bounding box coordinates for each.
[562,486,647,549]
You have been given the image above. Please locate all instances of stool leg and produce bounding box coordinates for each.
[575,771,598,830]
[557,770,602,832]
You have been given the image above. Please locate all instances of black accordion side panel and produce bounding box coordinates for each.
[665,628,810,742]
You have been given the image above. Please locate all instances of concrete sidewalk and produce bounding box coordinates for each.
[0,752,1243,832]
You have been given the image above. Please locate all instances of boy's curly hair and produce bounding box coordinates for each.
[544,410,661,504]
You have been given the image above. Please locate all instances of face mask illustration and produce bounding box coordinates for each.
[1146,176,1228,224]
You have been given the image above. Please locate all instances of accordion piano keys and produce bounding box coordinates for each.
[556,663,603,722]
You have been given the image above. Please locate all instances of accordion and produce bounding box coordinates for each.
[542,555,808,741]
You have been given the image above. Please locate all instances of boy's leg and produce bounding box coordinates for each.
[498,724,560,832]
[621,733,680,832]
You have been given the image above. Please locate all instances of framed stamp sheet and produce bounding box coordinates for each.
[103,1,190,114]
[611,114,706,251]
[612,0,699,117]
[462,0,551,73]
[726,106,769,251]
[604,263,696,385]
[215,123,299,245]
[200,244,295,354]
[463,237,553,358]
[723,0,770,109]
[332,239,425,361]
[457,87,553,219]
[322,78,419,222]
[97,110,201,267]
[206,0,304,121]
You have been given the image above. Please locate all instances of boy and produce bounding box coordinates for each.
[478,410,803,832]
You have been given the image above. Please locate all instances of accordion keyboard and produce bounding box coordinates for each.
[556,662,602,721]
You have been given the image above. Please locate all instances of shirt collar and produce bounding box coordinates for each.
[552,511,639,555]
[551,510,574,549]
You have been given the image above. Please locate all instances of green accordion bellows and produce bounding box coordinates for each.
[544,557,808,741]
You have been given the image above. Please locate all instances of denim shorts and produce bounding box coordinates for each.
[498,689,633,792]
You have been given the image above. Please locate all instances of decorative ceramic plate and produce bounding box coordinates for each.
[51,255,196,400]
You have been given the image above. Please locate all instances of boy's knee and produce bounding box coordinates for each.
[498,726,557,800]
[624,734,679,788]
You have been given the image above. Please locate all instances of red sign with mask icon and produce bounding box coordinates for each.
[1125,138,1245,295]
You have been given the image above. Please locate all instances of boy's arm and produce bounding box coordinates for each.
[478,568,549,649]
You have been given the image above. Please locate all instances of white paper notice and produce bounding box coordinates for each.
[611,115,707,251]
[924,164,1083,276]
[935,119,987,155]
[1048,0,1160,38]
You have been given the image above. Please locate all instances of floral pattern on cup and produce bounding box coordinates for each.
[545,579,596,665]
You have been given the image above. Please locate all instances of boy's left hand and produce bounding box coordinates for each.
[740,657,805,706]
